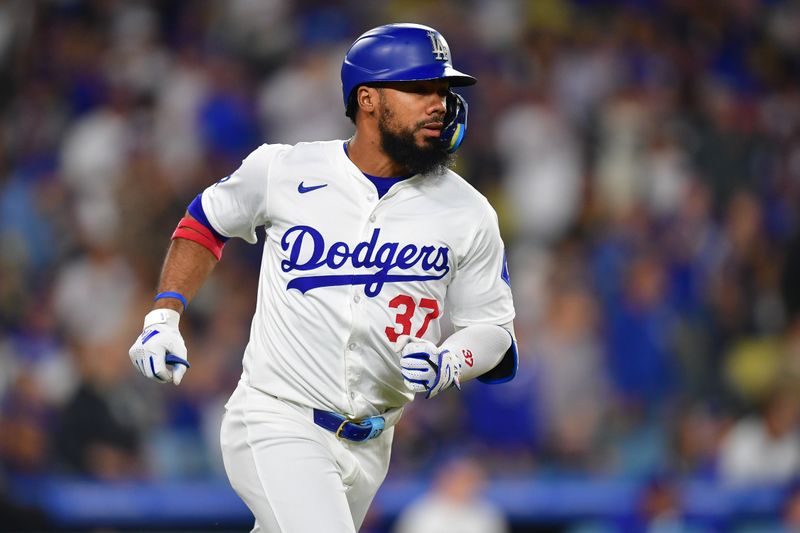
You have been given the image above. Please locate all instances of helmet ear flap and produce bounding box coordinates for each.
[441,92,468,154]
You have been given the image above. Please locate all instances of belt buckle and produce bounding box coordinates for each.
[335,418,351,440]
[334,415,384,441]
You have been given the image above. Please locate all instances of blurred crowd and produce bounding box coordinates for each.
[2,0,800,528]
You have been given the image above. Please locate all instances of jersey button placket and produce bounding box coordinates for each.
[345,190,378,411]
[346,243,363,410]
[344,340,358,407]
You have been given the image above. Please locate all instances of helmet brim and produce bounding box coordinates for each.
[442,67,477,87]
[352,65,476,88]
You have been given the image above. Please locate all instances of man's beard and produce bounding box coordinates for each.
[378,106,453,176]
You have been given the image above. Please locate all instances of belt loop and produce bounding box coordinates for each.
[365,417,385,439]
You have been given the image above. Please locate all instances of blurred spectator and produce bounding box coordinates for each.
[59,95,133,244]
[391,456,509,533]
[0,298,74,478]
[531,275,609,467]
[690,80,760,210]
[630,476,711,533]
[212,0,294,63]
[0,373,51,476]
[495,91,582,244]
[640,129,691,221]
[570,476,712,533]
[595,89,652,218]
[257,47,350,144]
[719,388,800,486]
[51,330,154,479]
[711,190,783,341]
[660,180,724,397]
[0,162,67,280]
[603,248,678,411]
[198,56,261,173]
[52,239,139,345]
[669,401,729,479]
[151,47,210,193]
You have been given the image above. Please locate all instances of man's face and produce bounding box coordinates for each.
[375,79,454,176]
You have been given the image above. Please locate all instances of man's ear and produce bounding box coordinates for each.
[357,86,378,114]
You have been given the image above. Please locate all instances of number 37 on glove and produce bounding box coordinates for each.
[396,335,462,399]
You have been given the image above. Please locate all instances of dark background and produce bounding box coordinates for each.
[2,0,800,531]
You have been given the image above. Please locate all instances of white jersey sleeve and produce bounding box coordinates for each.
[446,202,514,327]
[201,143,289,243]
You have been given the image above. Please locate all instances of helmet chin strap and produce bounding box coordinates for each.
[440,91,468,154]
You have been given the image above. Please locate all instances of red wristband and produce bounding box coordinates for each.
[171,217,225,260]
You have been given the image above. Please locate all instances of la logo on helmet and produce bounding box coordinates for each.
[427,31,449,61]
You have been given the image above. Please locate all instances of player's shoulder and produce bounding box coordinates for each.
[248,141,292,157]
[273,139,341,162]
[239,142,292,172]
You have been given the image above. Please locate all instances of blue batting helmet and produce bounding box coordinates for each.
[341,23,476,153]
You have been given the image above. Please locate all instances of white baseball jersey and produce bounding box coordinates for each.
[202,140,515,419]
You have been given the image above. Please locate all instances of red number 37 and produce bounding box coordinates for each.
[385,294,440,342]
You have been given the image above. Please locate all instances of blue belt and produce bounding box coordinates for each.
[313,409,385,442]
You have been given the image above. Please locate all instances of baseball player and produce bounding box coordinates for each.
[129,23,517,532]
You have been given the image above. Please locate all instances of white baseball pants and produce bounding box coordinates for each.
[220,383,394,532]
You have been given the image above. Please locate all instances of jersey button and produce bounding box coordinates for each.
[350,392,356,399]
[368,214,376,223]
[353,294,361,303]
[348,343,356,351]
[367,194,375,201]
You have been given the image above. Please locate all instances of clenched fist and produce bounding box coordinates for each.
[129,308,190,385]
[396,335,461,399]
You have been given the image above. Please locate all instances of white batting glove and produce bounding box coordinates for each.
[129,309,190,385]
[397,335,462,399]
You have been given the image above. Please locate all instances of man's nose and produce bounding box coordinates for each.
[428,94,447,115]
